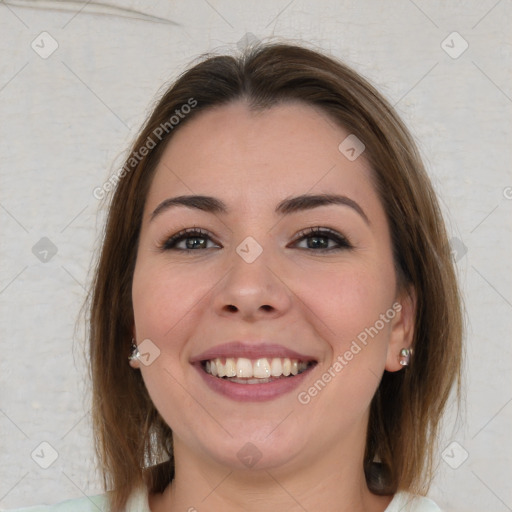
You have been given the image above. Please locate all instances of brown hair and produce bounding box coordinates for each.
[86,40,463,511]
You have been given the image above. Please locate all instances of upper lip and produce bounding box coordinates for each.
[190,341,317,363]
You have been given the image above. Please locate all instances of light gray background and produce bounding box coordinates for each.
[1,1,511,510]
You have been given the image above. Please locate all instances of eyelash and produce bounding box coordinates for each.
[159,226,353,253]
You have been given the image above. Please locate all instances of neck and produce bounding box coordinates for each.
[149,433,393,512]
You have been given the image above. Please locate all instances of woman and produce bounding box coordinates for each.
[11,41,462,511]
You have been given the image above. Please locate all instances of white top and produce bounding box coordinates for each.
[3,486,442,511]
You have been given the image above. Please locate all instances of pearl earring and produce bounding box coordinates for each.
[128,339,140,363]
[399,348,412,367]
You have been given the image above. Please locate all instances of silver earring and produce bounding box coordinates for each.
[399,348,412,367]
[128,339,140,362]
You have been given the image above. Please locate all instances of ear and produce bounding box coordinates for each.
[129,326,141,369]
[385,286,416,372]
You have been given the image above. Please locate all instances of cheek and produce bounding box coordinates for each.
[292,267,395,423]
[131,260,211,435]
[132,259,212,343]
[293,262,396,350]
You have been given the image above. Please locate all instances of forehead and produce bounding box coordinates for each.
[146,101,378,215]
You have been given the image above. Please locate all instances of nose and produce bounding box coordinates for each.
[212,245,292,322]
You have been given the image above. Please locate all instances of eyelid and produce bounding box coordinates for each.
[290,226,353,250]
[158,227,221,251]
[159,226,353,252]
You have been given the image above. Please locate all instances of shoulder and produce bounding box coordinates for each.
[1,485,150,512]
[385,491,442,512]
[0,493,109,512]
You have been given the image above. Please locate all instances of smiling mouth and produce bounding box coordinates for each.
[201,357,316,384]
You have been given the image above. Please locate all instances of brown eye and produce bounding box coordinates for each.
[160,226,352,253]
[292,227,353,252]
[161,228,220,251]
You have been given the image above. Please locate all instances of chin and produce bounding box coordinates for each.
[193,428,307,473]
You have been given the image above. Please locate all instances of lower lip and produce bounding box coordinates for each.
[193,363,316,402]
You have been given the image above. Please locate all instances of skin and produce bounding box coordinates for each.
[130,101,416,512]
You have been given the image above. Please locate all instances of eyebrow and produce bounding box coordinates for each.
[150,193,370,225]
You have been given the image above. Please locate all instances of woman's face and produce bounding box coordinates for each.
[131,101,414,473]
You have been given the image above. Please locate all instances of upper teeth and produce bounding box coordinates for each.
[204,357,309,379]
